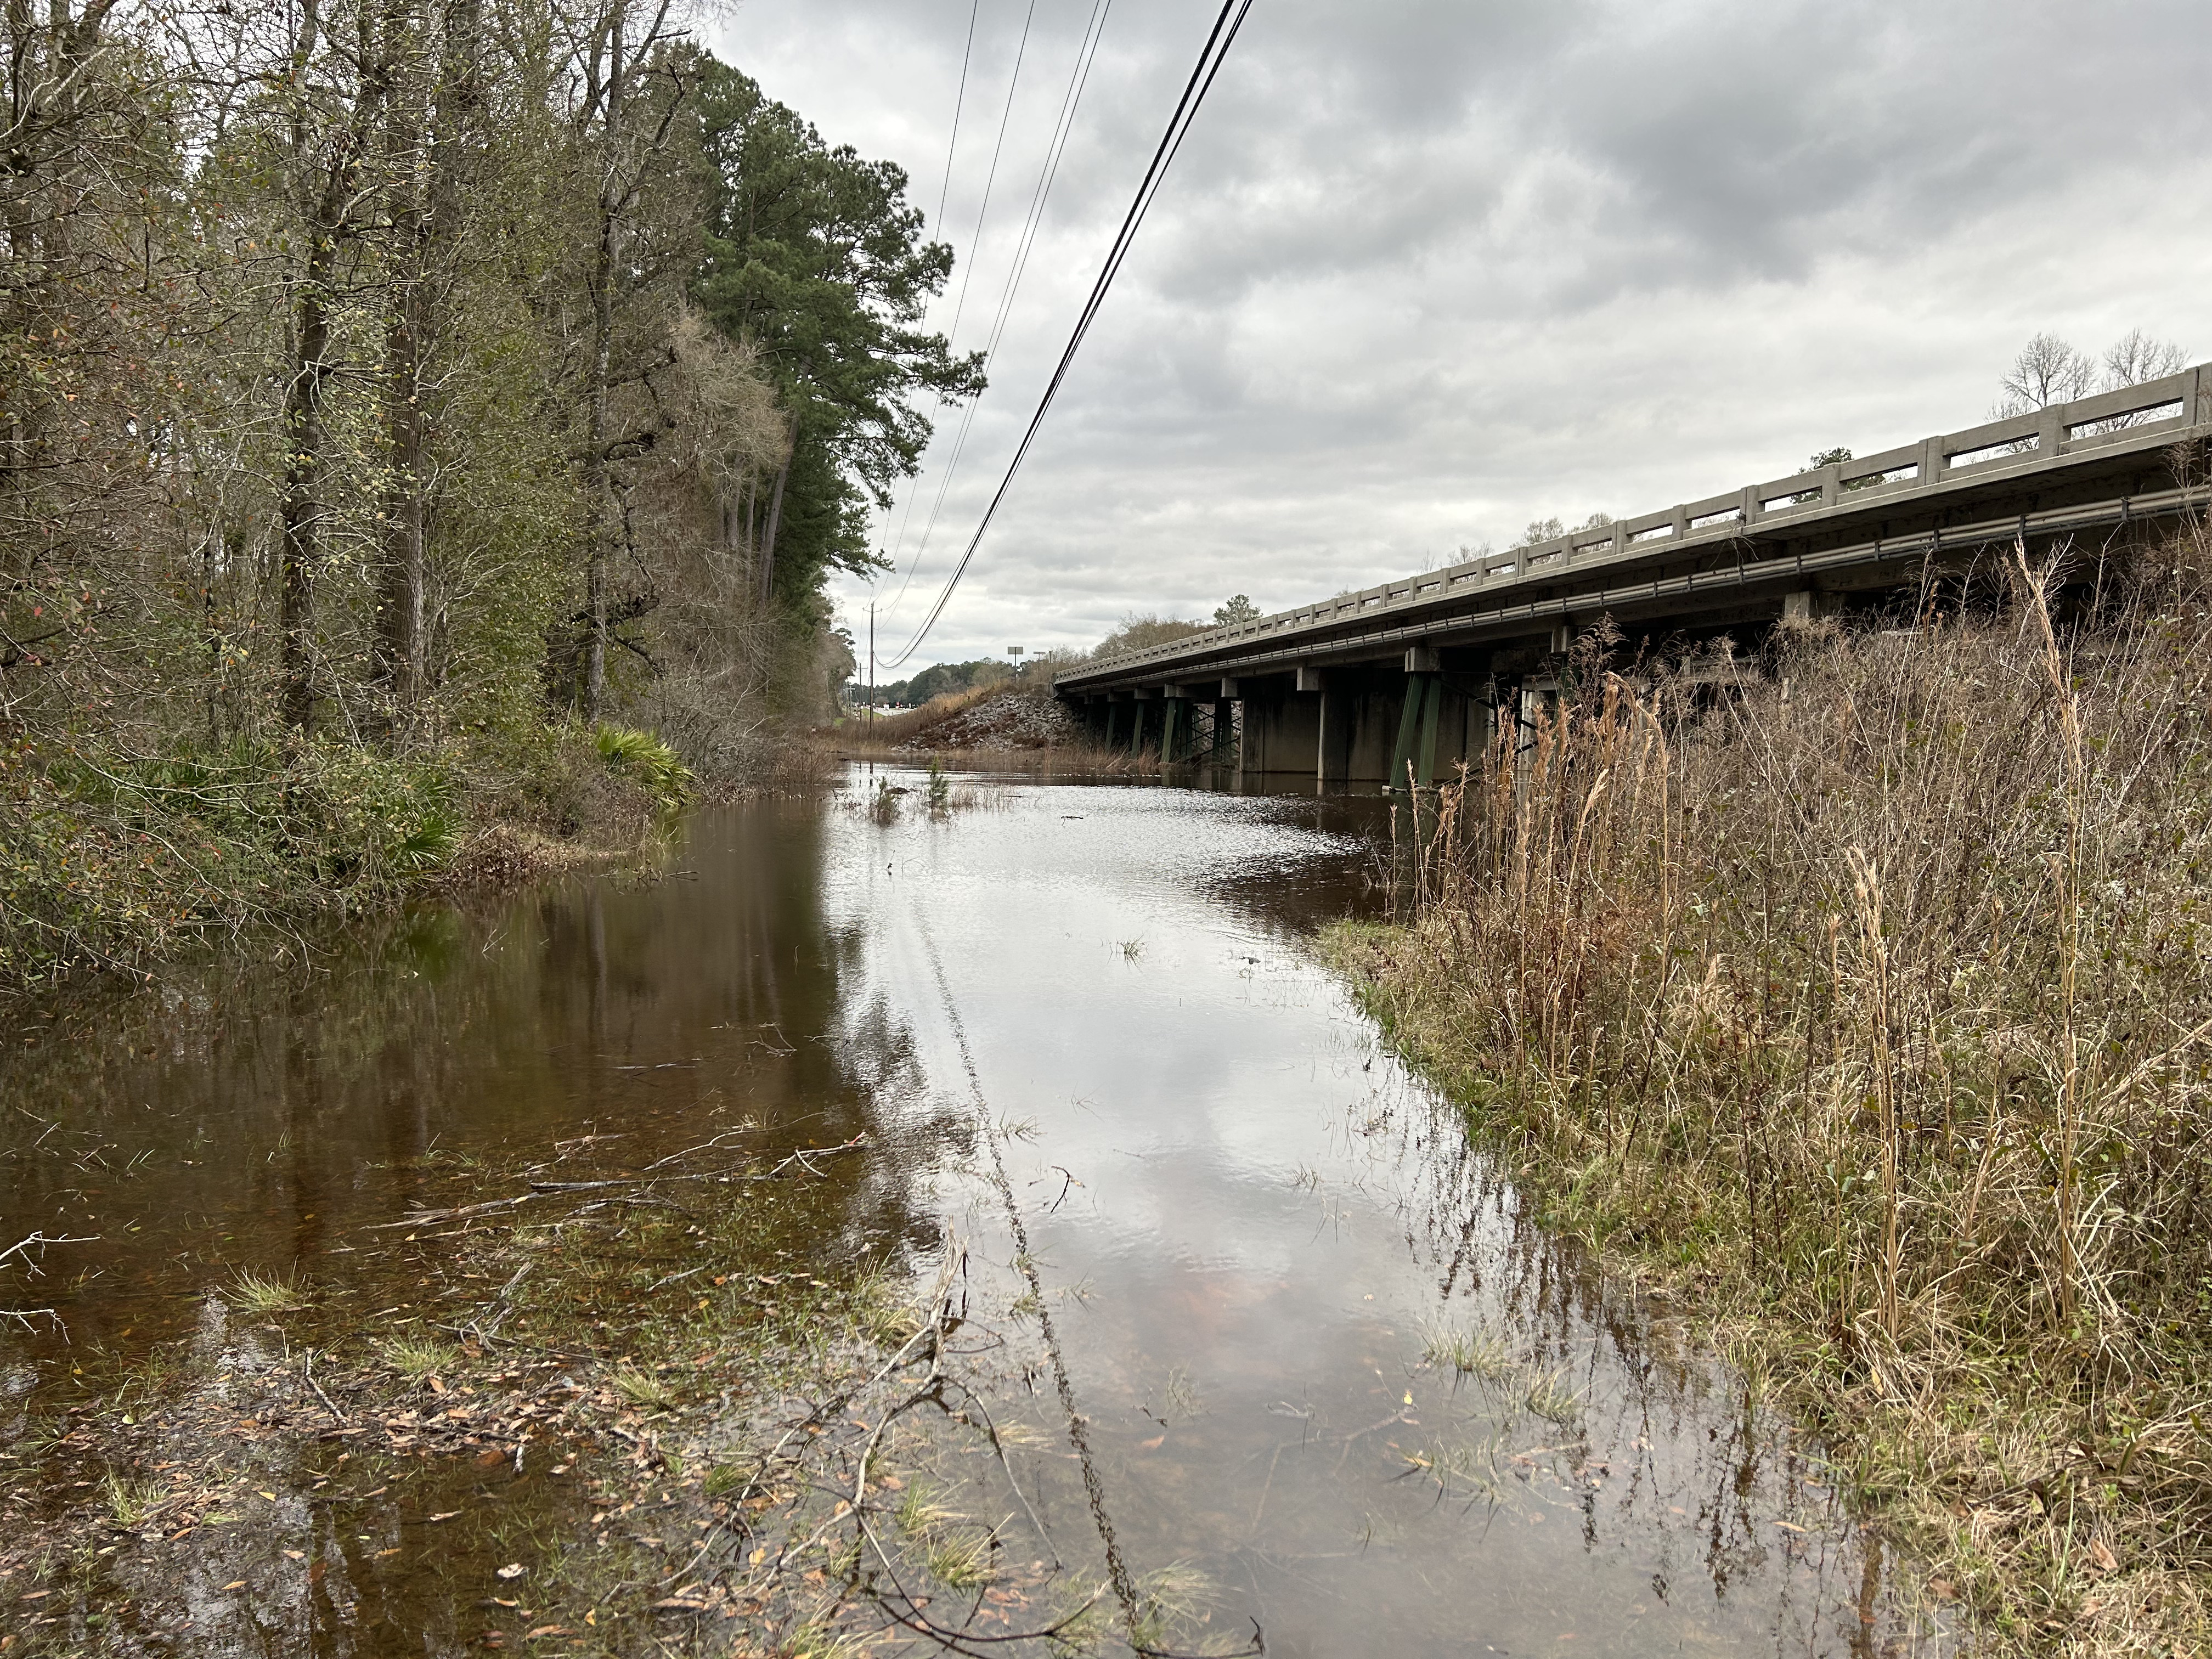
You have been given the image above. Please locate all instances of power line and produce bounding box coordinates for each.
[886,0,1114,616]
[879,0,1255,672]
[932,0,981,232]
[880,0,984,577]
[877,0,985,582]
[883,0,1044,589]
[934,0,1039,371]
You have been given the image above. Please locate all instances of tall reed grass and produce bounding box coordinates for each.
[1330,534,2212,1652]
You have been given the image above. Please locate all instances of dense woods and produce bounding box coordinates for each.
[0,0,965,985]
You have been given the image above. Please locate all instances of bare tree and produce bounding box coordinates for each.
[1999,331,2097,415]
[2102,328,2187,391]
[558,0,694,723]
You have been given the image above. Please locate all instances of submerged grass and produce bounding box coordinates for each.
[372,1333,461,1381]
[100,1471,167,1530]
[1419,1319,1515,1382]
[1325,531,2212,1655]
[610,1362,681,1412]
[227,1268,311,1316]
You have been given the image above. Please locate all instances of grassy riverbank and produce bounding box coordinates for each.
[1324,544,2212,1656]
[0,720,718,995]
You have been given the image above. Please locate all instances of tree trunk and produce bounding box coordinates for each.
[758,440,791,606]
[279,244,335,732]
[376,118,426,721]
[581,229,615,723]
[279,0,385,732]
[376,0,478,725]
[578,0,623,723]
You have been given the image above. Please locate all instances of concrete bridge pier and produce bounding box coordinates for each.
[1237,673,1318,777]
[1160,688,1190,762]
[1079,695,1110,744]
[1128,687,1158,756]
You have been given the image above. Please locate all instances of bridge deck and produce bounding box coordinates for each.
[1059,364,2212,696]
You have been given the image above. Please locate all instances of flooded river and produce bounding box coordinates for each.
[1,767,1932,1655]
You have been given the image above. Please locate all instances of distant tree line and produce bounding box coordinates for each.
[862,658,1012,707]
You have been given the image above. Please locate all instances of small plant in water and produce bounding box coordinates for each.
[1405,1432,1506,1498]
[926,1530,995,1589]
[927,758,952,814]
[1128,1561,1215,1651]
[1421,1319,1515,1381]
[228,1268,310,1316]
[1119,936,1146,962]
[786,1622,870,1659]
[612,1363,680,1411]
[376,1333,462,1383]
[1165,1365,1204,1420]
[1522,1367,1583,1424]
[895,1482,961,1536]
[871,776,901,823]
[104,1470,168,1528]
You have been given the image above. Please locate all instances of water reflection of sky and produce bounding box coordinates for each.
[823,766,1937,1658]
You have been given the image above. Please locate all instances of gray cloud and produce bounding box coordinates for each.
[714,0,2212,670]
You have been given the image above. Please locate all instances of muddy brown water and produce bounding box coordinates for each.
[1,766,1937,1655]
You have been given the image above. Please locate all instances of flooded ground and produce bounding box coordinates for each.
[1,767,1937,1655]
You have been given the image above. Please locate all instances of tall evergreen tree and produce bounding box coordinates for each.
[692,61,983,625]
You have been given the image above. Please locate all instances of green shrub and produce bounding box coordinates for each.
[592,723,695,814]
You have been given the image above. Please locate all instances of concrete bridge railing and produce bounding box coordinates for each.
[1062,364,2208,687]
[1056,364,2212,787]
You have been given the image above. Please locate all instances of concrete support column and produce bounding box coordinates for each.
[1160,696,1186,763]
[1289,665,1337,784]
[1782,588,1843,628]
[1388,674,1443,790]
[1211,698,1235,763]
[1242,685,1317,777]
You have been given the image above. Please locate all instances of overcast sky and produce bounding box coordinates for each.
[708,1,2212,678]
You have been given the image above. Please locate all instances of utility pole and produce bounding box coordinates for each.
[867,600,877,735]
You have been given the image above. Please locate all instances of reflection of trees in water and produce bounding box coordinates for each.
[1355,1059,1934,1654]
[0,804,956,1372]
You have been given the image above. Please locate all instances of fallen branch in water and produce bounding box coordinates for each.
[2,1231,95,1333]
[368,1137,868,1229]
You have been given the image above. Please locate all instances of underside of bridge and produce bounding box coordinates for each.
[1057,363,2212,788]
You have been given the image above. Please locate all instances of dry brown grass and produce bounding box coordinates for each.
[1328,533,2212,1656]
[827,682,1160,775]
[845,681,1004,747]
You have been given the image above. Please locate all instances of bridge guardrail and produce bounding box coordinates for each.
[1059,364,2209,690]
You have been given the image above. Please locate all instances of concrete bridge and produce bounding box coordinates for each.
[1056,364,2212,788]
